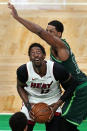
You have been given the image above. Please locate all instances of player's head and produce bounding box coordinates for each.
[28,43,46,67]
[46,20,64,38]
[9,112,28,131]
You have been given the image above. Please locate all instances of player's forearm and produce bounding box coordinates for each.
[51,99,63,113]
[17,86,29,104]
[17,86,31,111]
[14,15,61,47]
[15,16,43,35]
[61,76,78,101]
[14,15,66,49]
[14,15,68,54]
[52,77,78,112]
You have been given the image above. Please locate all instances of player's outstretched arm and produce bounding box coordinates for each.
[8,2,46,35]
[8,3,69,61]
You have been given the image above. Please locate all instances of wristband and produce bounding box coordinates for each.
[25,102,31,111]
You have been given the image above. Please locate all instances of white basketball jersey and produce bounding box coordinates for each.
[21,60,62,120]
[25,60,61,105]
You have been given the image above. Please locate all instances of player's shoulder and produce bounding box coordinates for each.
[17,64,26,71]
[16,64,27,76]
[16,64,28,83]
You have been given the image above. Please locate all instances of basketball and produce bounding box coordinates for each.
[31,102,52,123]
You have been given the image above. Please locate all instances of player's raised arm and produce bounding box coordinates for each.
[8,3,69,61]
[8,2,43,35]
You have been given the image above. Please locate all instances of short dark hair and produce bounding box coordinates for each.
[48,20,64,33]
[28,43,46,56]
[9,112,28,131]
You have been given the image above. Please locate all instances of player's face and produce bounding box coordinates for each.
[46,25,58,37]
[46,25,61,38]
[30,46,45,67]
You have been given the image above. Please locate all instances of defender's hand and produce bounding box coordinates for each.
[47,106,54,122]
[49,103,57,113]
[29,103,36,121]
[47,102,59,122]
[8,2,18,18]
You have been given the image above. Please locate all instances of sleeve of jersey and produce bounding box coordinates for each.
[16,64,28,83]
[53,62,69,82]
[53,62,79,101]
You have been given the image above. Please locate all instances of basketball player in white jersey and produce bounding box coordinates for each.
[16,43,78,131]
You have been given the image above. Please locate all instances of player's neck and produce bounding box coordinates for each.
[33,61,47,77]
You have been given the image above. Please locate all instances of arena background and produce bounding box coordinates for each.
[0,0,87,130]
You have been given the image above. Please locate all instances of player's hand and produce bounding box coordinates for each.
[49,102,59,113]
[47,102,59,122]
[29,104,36,121]
[29,110,36,121]
[47,106,54,122]
[8,2,18,18]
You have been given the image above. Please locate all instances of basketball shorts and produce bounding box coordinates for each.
[62,82,87,126]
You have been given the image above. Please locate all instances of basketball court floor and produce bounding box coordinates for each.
[0,114,87,131]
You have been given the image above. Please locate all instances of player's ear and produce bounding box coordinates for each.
[57,32,62,38]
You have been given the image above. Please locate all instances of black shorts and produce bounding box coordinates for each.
[62,82,87,126]
[45,115,61,131]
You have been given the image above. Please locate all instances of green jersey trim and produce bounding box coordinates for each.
[61,39,70,49]
[76,82,87,91]
[50,39,70,63]
[62,91,76,116]
[66,119,79,126]
[62,91,80,126]
[62,81,87,125]
[50,53,62,63]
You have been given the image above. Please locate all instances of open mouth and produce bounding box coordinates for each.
[35,59,40,62]
[34,59,41,65]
